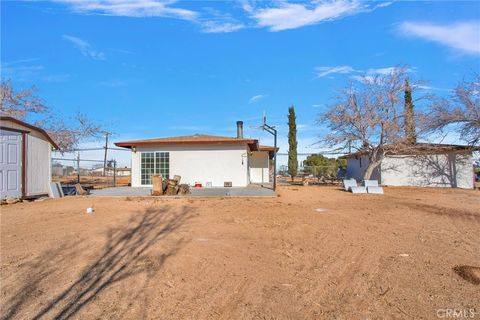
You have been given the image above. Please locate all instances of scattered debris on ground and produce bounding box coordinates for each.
[1,197,22,205]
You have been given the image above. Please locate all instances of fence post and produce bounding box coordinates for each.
[77,152,80,184]
[113,160,117,187]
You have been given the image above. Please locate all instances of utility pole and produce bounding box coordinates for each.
[103,132,109,176]
[261,115,278,191]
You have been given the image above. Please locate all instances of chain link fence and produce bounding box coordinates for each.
[277,165,346,185]
[51,148,131,190]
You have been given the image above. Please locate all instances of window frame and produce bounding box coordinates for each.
[140,151,170,185]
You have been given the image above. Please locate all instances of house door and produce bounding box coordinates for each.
[0,130,22,199]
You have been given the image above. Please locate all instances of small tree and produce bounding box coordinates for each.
[303,154,346,179]
[320,66,420,180]
[288,106,298,181]
[1,79,106,151]
[425,75,480,146]
[404,79,417,144]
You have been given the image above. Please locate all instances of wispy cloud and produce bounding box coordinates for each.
[350,74,375,83]
[56,0,390,33]
[0,61,44,81]
[350,66,415,82]
[249,94,266,104]
[315,65,357,78]
[248,0,390,32]
[200,21,244,33]
[57,0,244,33]
[398,21,480,55]
[366,66,397,75]
[1,60,72,83]
[55,0,198,20]
[62,35,106,60]
[315,65,415,81]
[418,85,452,92]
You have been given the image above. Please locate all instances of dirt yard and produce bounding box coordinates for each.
[1,186,479,319]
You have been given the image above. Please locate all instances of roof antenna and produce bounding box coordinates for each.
[251,112,277,191]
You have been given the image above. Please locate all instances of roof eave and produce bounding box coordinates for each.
[1,116,60,150]
[115,139,259,149]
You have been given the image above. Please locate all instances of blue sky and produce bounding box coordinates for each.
[2,0,480,167]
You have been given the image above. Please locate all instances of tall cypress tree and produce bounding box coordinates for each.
[404,79,417,144]
[288,106,298,181]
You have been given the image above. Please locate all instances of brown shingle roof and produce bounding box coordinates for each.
[115,134,260,150]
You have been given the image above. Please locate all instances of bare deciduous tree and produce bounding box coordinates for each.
[44,114,106,152]
[1,79,107,151]
[425,75,480,146]
[0,80,47,119]
[319,66,423,179]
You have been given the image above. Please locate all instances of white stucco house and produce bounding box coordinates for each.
[115,121,276,187]
[1,116,59,199]
[343,143,478,189]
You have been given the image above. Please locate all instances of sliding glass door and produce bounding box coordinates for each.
[141,152,170,185]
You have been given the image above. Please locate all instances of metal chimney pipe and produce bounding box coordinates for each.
[236,121,244,139]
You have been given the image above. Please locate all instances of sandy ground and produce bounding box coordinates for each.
[1,186,479,319]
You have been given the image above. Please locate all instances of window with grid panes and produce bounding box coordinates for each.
[141,152,169,185]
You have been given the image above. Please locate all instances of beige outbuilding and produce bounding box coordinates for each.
[343,143,478,189]
[0,116,59,199]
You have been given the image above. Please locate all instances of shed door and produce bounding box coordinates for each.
[0,130,22,199]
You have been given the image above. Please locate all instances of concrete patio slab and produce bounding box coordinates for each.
[89,186,275,197]
[90,187,152,197]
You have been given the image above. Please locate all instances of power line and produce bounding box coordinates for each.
[52,158,104,163]
[52,147,128,152]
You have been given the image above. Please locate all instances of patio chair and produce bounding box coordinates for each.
[363,180,384,194]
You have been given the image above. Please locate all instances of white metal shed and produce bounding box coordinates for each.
[0,116,59,199]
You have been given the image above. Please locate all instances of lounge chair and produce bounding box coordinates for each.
[343,179,357,191]
[363,180,384,194]
[343,179,367,193]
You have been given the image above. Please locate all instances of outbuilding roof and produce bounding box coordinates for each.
[341,143,479,159]
[0,116,59,150]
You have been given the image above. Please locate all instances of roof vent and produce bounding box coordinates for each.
[236,121,243,139]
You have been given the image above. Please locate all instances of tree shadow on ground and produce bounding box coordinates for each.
[453,265,480,285]
[1,243,78,320]
[2,205,194,320]
[398,201,480,223]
